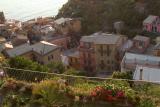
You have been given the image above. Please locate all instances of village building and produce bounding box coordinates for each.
[129,35,150,53]
[121,52,160,72]
[4,41,61,65]
[143,15,160,33]
[43,35,71,50]
[79,32,127,74]
[54,17,81,35]
[11,34,28,47]
[62,49,80,70]
[133,65,160,83]
[153,43,160,56]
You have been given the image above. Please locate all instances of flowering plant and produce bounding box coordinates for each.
[90,83,135,103]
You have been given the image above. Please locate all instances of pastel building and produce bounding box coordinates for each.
[79,32,127,74]
[143,15,160,33]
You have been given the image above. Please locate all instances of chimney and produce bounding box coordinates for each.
[139,68,143,80]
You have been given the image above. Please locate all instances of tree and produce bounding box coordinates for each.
[8,57,49,72]
[112,71,133,80]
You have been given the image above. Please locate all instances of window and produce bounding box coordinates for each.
[107,60,110,64]
[139,42,144,48]
[100,60,105,70]
[100,45,103,56]
[51,55,54,59]
[70,58,73,63]
[107,45,110,56]
[84,42,91,48]
[48,56,50,61]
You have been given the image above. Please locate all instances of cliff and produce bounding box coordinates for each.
[57,0,160,37]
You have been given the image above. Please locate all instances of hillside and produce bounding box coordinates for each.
[57,0,160,37]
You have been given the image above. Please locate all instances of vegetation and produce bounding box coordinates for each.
[112,71,133,80]
[64,68,85,76]
[8,57,49,72]
[47,62,65,74]
[57,0,160,37]
[0,78,160,107]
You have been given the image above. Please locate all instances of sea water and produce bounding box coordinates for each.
[0,0,68,21]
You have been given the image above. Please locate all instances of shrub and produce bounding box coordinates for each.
[32,80,70,107]
[112,71,133,80]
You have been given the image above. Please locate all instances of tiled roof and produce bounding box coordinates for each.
[6,41,60,57]
[133,65,160,83]
[133,35,149,41]
[81,32,121,44]
[63,49,79,58]
[123,52,160,65]
[143,15,158,24]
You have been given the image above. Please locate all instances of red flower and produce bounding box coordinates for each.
[116,91,124,98]
[95,86,104,92]
[91,91,97,97]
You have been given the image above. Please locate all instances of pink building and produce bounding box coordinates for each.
[143,15,160,33]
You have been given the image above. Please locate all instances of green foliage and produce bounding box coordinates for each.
[57,0,160,36]
[112,71,133,80]
[64,68,85,76]
[47,62,65,74]
[1,78,159,107]
[138,97,156,107]
[8,57,49,72]
[32,80,69,107]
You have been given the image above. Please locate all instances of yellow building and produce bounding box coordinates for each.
[80,32,127,73]
[5,41,61,65]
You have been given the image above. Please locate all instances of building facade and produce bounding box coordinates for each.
[143,15,160,33]
[5,41,61,65]
[129,35,150,53]
[79,32,126,74]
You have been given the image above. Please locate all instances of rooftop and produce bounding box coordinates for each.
[143,15,158,24]
[54,17,72,25]
[133,35,150,41]
[81,32,121,45]
[6,41,60,57]
[123,52,160,65]
[63,49,79,58]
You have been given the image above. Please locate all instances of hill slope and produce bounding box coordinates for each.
[57,0,160,37]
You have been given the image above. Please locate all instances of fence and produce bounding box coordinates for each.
[2,66,160,85]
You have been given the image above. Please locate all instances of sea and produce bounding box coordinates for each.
[0,0,68,21]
